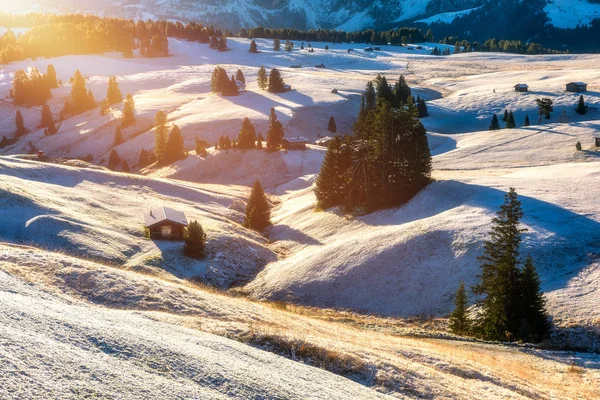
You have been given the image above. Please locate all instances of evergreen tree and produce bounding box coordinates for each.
[238,117,257,149]
[576,141,582,151]
[154,111,168,165]
[195,137,208,157]
[15,110,26,136]
[236,69,245,84]
[576,95,587,115]
[506,111,516,129]
[244,180,271,231]
[273,38,281,51]
[266,108,284,150]
[257,66,268,90]
[41,104,53,128]
[417,98,428,118]
[536,98,554,123]
[503,109,509,122]
[473,188,526,341]
[46,64,58,88]
[100,99,109,116]
[284,39,294,52]
[314,136,346,209]
[327,116,337,133]
[449,282,470,335]
[184,220,207,259]
[364,81,376,110]
[114,125,123,146]
[121,160,130,173]
[166,124,185,163]
[87,89,96,109]
[489,114,501,130]
[325,45,329,50]
[517,256,551,343]
[375,75,394,105]
[69,69,89,114]
[122,94,135,127]
[108,149,121,170]
[524,115,530,126]
[249,39,258,53]
[106,76,123,105]
[268,68,286,93]
[392,75,411,106]
[218,36,228,51]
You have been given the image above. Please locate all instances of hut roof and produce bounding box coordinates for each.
[144,206,188,228]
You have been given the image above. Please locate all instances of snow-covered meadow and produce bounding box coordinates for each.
[1,33,600,397]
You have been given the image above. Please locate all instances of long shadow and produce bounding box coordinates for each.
[269,225,323,246]
[220,89,315,119]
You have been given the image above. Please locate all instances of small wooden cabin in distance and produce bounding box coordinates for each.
[566,82,587,93]
[282,136,309,150]
[144,206,188,240]
[514,84,529,92]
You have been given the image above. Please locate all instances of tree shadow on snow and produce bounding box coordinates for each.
[268,224,323,246]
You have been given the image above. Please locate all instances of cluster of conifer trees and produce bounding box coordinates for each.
[211,66,240,96]
[449,188,550,343]
[153,111,185,166]
[315,75,432,212]
[10,65,54,105]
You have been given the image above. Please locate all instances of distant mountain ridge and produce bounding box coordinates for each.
[10,0,600,40]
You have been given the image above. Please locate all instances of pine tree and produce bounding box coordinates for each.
[15,110,26,136]
[106,76,123,105]
[121,160,130,173]
[325,45,329,50]
[184,220,207,259]
[100,99,109,116]
[536,98,554,123]
[114,125,123,146]
[122,94,135,127]
[449,282,470,335]
[154,111,168,165]
[576,95,587,115]
[392,75,411,106]
[46,64,58,88]
[69,69,89,114]
[517,256,551,342]
[218,36,227,51]
[266,108,284,150]
[503,109,509,122]
[417,98,428,118]
[166,124,185,163]
[314,136,345,209]
[576,141,582,151]
[489,114,501,130]
[238,117,257,149]
[87,89,96,110]
[244,180,271,231]
[41,104,53,128]
[524,115,530,126]
[273,38,281,51]
[236,69,245,84]
[249,39,258,53]
[108,149,121,170]
[473,188,526,341]
[375,75,394,105]
[327,116,337,133]
[257,66,268,90]
[284,39,294,52]
[506,111,516,129]
[364,81,376,110]
[268,68,286,93]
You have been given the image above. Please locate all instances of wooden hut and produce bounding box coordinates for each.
[566,82,587,92]
[144,206,188,240]
[514,84,529,92]
[282,136,308,150]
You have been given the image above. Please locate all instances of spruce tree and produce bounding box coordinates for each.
[273,38,281,51]
[327,116,337,133]
[70,70,88,114]
[449,281,470,335]
[268,68,286,93]
[257,66,268,90]
[506,111,516,129]
[392,75,411,106]
[314,136,344,209]
[114,125,123,146]
[576,141,582,151]
[576,95,587,115]
[154,111,168,165]
[536,98,554,123]
[46,64,58,88]
[184,220,207,259]
[121,160,130,173]
[417,98,428,118]
[364,81,376,110]
[238,117,257,149]
[489,114,501,130]
[41,104,53,128]
[517,256,551,343]
[266,108,284,150]
[166,124,185,163]
[108,149,121,170]
[524,115,530,126]
[503,109,509,122]
[106,76,123,105]
[122,95,135,127]
[249,39,258,53]
[236,69,245,84]
[284,39,294,52]
[217,36,227,51]
[473,188,525,341]
[15,110,26,136]
[244,180,271,231]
